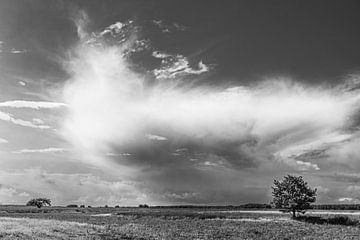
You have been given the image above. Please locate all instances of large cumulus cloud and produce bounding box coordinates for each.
[59,13,360,204]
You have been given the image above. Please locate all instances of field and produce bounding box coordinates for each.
[0,206,360,239]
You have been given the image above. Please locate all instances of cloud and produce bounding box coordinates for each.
[0,138,8,144]
[0,41,28,54]
[10,48,27,54]
[0,111,51,129]
[145,134,168,141]
[32,118,44,125]
[57,15,360,204]
[152,20,186,33]
[105,152,131,156]
[0,169,148,205]
[73,10,90,40]
[0,100,67,109]
[63,18,360,172]
[100,22,124,36]
[338,197,354,202]
[152,51,209,79]
[294,160,320,171]
[13,148,66,154]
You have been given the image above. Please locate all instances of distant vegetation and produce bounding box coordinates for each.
[151,203,272,209]
[66,204,78,208]
[272,175,317,218]
[26,198,51,208]
[139,204,149,208]
[311,204,360,210]
[297,215,359,226]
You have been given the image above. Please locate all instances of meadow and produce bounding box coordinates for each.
[0,206,359,239]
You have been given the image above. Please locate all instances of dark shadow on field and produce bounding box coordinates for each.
[296,215,359,226]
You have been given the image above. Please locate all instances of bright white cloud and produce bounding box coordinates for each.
[0,138,8,144]
[295,160,320,171]
[61,19,360,172]
[152,51,209,79]
[10,48,27,54]
[18,81,26,86]
[13,147,66,154]
[0,100,67,109]
[100,22,124,36]
[338,197,354,202]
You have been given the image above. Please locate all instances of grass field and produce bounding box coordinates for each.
[0,206,360,239]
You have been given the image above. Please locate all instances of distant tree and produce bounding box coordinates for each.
[272,175,317,218]
[26,198,51,208]
[115,205,120,208]
[139,204,149,208]
[80,205,85,208]
[66,204,78,208]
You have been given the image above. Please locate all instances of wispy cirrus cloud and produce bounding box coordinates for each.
[12,147,67,154]
[0,111,50,129]
[0,100,67,109]
[0,40,28,54]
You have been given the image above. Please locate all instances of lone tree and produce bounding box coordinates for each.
[26,198,51,208]
[272,175,316,218]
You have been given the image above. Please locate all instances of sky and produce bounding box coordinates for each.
[1,0,360,206]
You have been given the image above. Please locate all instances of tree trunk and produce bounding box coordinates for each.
[292,208,296,218]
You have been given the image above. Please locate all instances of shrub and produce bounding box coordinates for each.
[87,206,92,208]
[139,204,149,208]
[297,215,359,226]
[80,205,85,208]
[115,205,120,208]
[66,204,78,208]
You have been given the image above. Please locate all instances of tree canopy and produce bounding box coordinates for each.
[26,198,51,208]
[272,175,317,218]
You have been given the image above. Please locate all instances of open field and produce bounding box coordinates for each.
[0,206,360,239]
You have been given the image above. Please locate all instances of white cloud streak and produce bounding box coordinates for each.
[0,100,67,109]
[12,147,66,154]
[0,111,50,129]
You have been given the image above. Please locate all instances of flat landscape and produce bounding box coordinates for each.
[0,206,360,239]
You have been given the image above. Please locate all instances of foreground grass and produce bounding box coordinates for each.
[0,207,359,239]
[0,217,103,239]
